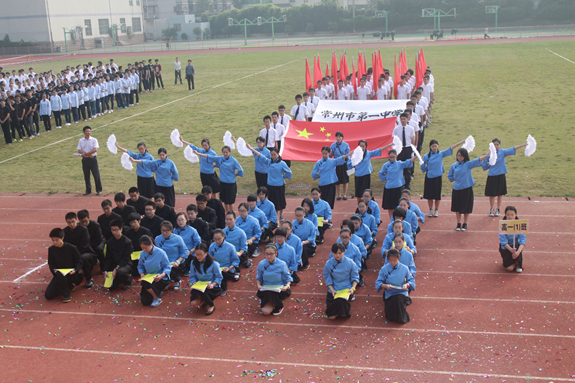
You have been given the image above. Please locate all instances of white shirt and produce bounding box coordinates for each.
[392,125,416,147]
[303,101,315,116]
[345,84,354,99]
[421,83,434,101]
[308,96,319,108]
[278,114,291,130]
[335,87,348,100]
[77,136,99,156]
[418,99,428,112]
[356,87,370,100]
[315,88,327,100]
[271,123,285,140]
[174,61,182,71]
[413,104,425,118]
[290,104,309,121]
[375,87,387,100]
[259,127,278,147]
[397,84,410,100]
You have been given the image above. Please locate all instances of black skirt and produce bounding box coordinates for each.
[156,185,176,209]
[384,293,411,323]
[190,286,221,307]
[382,186,403,210]
[268,184,286,211]
[137,175,156,199]
[451,186,474,214]
[220,181,237,205]
[354,174,371,198]
[499,245,523,269]
[485,174,507,196]
[325,292,352,317]
[335,164,349,185]
[257,288,291,309]
[320,183,337,209]
[200,172,221,193]
[255,171,268,189]
[423,174,442,200]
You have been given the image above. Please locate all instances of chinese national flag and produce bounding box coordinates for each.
[281,118,396,162]
[305,58,312,92]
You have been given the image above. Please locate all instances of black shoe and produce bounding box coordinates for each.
[300,263,310,271]
[96,192,102,196]
[456,223,462,231]
[63,294,71,303]
[83,192,91,196]
[308,252,315,258]
[272,306,283,316]
[358,279,365,287]
[84,280,94,288]
[461,223,468,231]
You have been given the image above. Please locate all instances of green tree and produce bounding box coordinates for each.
[193,27,203,39]
[305,22,314,34]
[204,28,212,38]
[196,0,213,14]
[180,32,188,40]
[161,27,177,40]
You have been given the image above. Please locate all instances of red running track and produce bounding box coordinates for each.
[0,193,574,382]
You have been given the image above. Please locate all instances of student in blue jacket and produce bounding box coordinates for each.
[180,136,220,197]
[196,145,244,213]
[310,187,332,244]
[352,140,393,202]
[237,202,263,257]
[420,139,465,217]
[498,206,526,273]
[448,148,490,231]
[482,139,528,217]
[382,220,416,258]
[274,228,299,284]
[116,141,156,198]
[256,244,293,316]
[209,229,241,294]
[400,189,425,224]
[312,146,354,209]
[379,149,417,219]
[376,248,415,324]
[292,207,316,271]
[189,243,223,316]
[282,221,303,267]
[154,221,188,291]
[383,234,416,278]
[323,242,359,320]
[131,148,179,208]
[242,136,270,189]
[223,211,251,268]
[330,131,351,201]
[137,235,172,308]
[257,186,278,239]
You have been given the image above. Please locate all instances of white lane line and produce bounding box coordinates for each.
[2,345,573,381]
[0,258,45,261]
[418,248,575,254]
[12,262,47,282]
[0,58,302,165]
[2,309,574,340]
[547,48,575,64]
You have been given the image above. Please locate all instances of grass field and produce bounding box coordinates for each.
[1,39,574,197]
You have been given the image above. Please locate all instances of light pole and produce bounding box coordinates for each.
[228,16,287,46]
[486,6,500,32]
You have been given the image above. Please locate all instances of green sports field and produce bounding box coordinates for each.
[1,39,574,197]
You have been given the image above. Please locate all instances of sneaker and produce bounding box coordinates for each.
[433,210,439,217]
[244,260,253,268]
[56,126,61,129]
[219,290,227,296]
[280,213,285,221]
[65,123,71,126]
[272,307,284,316]
[495,209,500,217]
[428,209,433,217]
[489,209,495,217]
[301,263,310,271]
[350,294,356,302]
[456,223,462,231]
[343,196,348,201]
[151,297,162,307]
[63,294,71,303]
[461,223,467,231]
[173,281,181,291]
[183,270,190,277]
[252,247,260,257]
[84,280,94,288]
[515,267,523,273]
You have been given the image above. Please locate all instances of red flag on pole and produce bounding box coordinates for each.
[372,52,378,100]
[281,119,396,162]
[400,49,407,76]
[351,58,357,97]
[343,53,350,79]
[394,54,400,99]
[358,52,364,80]
[420,48,427,72]
[313,55,322,87]
[363,49,367,73]
[305,57,312,92]
[378,50,384,72]
[331,52,338,99]
[339,54,345,82]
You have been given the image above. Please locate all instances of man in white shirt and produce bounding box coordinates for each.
[375,78,387,100]
[421,76,434,118]
[110,59,118,70]
[307,88,320,109]
[173,57,182,85]
[290,95,309,121]
[277,106,291,166]
[356,78,371,100]
[335,80,348,100]
[396,76,411,100]
[315,81,327,101]
[77,126,102,196]
[327,76,335,100]
[322,77,332,100]
[302,92,316,121]
[259,115,278,150]
[271,112,285,140]
[392,112,416,189]
[345,76,354,100]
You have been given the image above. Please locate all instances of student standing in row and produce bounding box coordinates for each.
[131,148,179,208]
[330,132,350,201]
[186,60,195,90]
[116,141,156,199]
[174,57,182,85]
[312,146,353,209]
[180,136,221,197]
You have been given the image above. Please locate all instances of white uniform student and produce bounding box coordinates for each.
[271,113,285,142]
[336,83,348,100]
[259,125,278,149]
[315,83,327,100]
[396,82,411,100]
[345,81,354,100]
[290,95,309,121]
[356,82,370,100]
[302,94,316,120]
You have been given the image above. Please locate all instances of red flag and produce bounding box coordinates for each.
[358,52,364,80]
[351,58,357,97]
[363,50,367,73]
[331,52,338,98]
[313,56,322,88]
[372,52,378,100]
[400,50,407,76]
[394,54,400,99]
[378,50,384,72]
[282,119,396,162]
[343,54,350,79]
[339,54,345,82]
[420,49,427,72]
[305,57,312,92]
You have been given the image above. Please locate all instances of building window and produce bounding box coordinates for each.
[137,0,140,5]
[120,18,126,24]
[129,0,133,5]
[132,18,142,32]
[98,19,110,35]
[174,23,181,32]
[84,20,92,36]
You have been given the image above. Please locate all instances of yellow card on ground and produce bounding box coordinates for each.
[261,285,283,292]
[104,274,114,288]
[56,269,74,276]
[131,251,141,260]
[140,274,157,283]
[334,289,351,300]
[192,281,211,292]
[317,217,324,227]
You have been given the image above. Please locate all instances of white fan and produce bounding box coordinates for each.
[170,129,183,148]
[121,153,133,170]
[525,134,537,157]
[489,142,498,166]
[236,137,252,157]
[410,145,424,165]
[184,145,199,163]
[107,134,117,154]
[223,131,235,149]
[350,145,363,167]
[392,135,403,156]
[461,135,475,153]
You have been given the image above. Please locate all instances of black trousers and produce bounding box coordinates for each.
[63,109,71,124]
[107,265,132,289]
[45,272,82,299]
[141,279,170,306]
[108,94,115,110]
[1,121,11,144]
[300,243,316,268]
[93,242,106,265]
[82,157,102,194]
[79,104,87,120]
[397,146,413,189]
[220,266,240,291]
[80,252,98,282]
[24,115,34,136]
[116,93,124,108]
[150,74,156,90]
[175,70,182,84]
[132,89,139,104]
[33,111,40,132]
[39,116,50,132]
[156,75,164,88]
[142,78,149,91]
[186,75,194,90]
[100,96,109,112]
[169,262,186,283]
[261,222,278,241]
[71,107,79,122]
[84,101,92,118]
[53,111,62,127]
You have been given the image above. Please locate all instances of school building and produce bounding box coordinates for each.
[142,0,212,41]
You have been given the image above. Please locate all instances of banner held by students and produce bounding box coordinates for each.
[312,100,407,123]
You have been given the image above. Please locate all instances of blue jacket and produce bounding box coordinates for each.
[107,81,115,94]
[292,218,316,247]
[174,225,201,252]
[276,242,298,272]
[141,158,179,187]
[223,225,247,253]
[329,241,362,269]
[381,232,416,256]
[189,259,223,286]
[154,233,188,263]
[312,157,345,186]
[421,147,453,179]
[312,198,332,221]
[257,257,293,286]
[257,198,277,223]
[253,147,271,174]
[286,233,303,266]
[353,148,381,177]
[236,215,262,243]
[330,141,350,158]
[323,256,360,292]
[367,199,381,224]
[448,158,482,190]
[386,220,412,237]
[60,93,70,109]
[358,211,378,237]
[337,235,367,258]
[375,262,415,299]
[249,206,268,229]
[481,147,516,176]
[499,233,526,249]
[208,154,243,184]
[384,247,416,277]
[208,241,240,268]
[379,159,413,189]
[69,92,79,108]
[257,156,292,186]
[127,151,155,178]
[410,203,425,223]
[305,212,319,236]
[354,222,373,246]
[189,145,217,174]
[39,99,51,116]
[137,246,171,280]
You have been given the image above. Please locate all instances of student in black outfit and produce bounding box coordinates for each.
[0,99,11,144]
[46,228,83,302]
[127,187,150,216]
[141,201,164,237]
[154,192,177,225]
[8,97,24,141]
[113,192,137,231]
[63,212,97,288]
[77,209,106,265]
[196,194,218,234]
[186,204,211,245]
[103,219,134,290]
[97,199,123,240]
[202,186,226,229]
[125,212,153,276]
